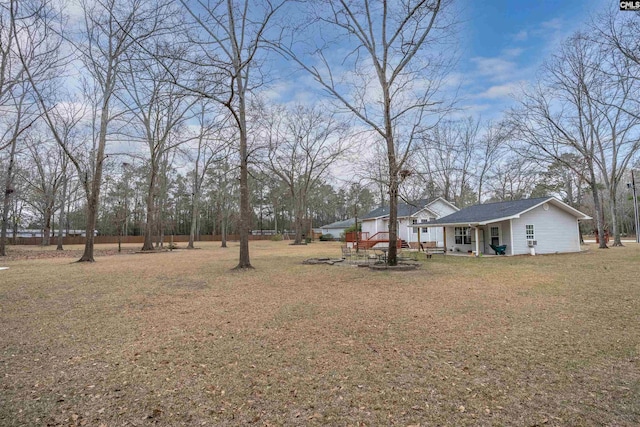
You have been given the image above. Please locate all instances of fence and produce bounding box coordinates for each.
[5,234,274,246]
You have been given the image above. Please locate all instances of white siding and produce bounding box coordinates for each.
[502,220,513,255]
[426,199,458,217]
[361,218,382,238]
[320,227,348,237]
[445,226,474,253]
[361,199,455,246]
[405,208,437,244]
[511,203,581,255]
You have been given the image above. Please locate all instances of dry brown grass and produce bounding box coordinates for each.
[0,241,639,426]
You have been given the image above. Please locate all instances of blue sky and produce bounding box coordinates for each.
[452,0,610,118]
[264,0,612,123]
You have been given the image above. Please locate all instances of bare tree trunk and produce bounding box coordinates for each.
[589,170,608,249]
[12,197,21,242]
[221,214,227,248]
[0,136,18,257]
[80,192,98,262]
[385,97,399,265]
[292,193,304,244]
[56,176,67,250]
[142,167,156,251]
[188,192,198,249]
[387,168,399,266]
[235,65,251,268]
[78,101,109,262]
[610,187,623,246]
[42,205,53,246]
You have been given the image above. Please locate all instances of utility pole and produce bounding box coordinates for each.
[630,170,639,244]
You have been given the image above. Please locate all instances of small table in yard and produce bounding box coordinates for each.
[374,248,388,264]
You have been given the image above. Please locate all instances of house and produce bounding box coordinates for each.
[410,197,591,256]
[13,229,95,238]
[359,197,458,248]
[318,218,355,239]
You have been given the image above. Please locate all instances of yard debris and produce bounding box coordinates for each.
[302,258,344,265]
[2,241,640,425]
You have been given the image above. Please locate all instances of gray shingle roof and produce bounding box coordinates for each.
[362,198,434,220]
[320,218,356,229]
[426,197,553,225]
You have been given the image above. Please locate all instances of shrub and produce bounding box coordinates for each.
[344,223,362,233]
[319,233,334,241]
[270,233,283,241]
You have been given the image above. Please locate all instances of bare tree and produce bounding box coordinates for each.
[589,13,640,245]
[21,133,68,246]
[0,84,39,255]
[55,167,70,250]
[475,121,507,203]
[593,8,640,77]
[276,0,457,264]
[592,51,640,246]
[416,117,479,207]
[485,154,542,202]
[19,0,170,261]
[508,34,609,248]
[206,147,238,248]
[187,102,228,249]
[119,49,197,251]
[261,104,349,244]
[176,0,287,269]
[0,0,47,256]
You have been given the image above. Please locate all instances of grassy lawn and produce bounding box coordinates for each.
[0,241,639,426]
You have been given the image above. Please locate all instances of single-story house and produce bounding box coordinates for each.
[361,197,458,247]
[318,218,355,238]
[410,196,591,256]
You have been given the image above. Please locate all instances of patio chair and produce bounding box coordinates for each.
[341,245,353,261]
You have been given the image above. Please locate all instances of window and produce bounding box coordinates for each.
[455,227,471,245]
[413,218,429,233]
[526,224,535,240]
[490,226,499,246]
[425,218,435,233]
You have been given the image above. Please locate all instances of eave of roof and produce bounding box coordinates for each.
[407,197,591,227]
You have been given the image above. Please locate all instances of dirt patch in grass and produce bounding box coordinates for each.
[1,241,639,426]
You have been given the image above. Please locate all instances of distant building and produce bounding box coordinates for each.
[319,218,356,238]
[13,229,96,238]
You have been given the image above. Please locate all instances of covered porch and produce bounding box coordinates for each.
[410,219,514,256]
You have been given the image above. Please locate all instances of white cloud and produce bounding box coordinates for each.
[513,30,528,42]
[469,56,517,82]
[540,18,564,31]
[477,81,523,100]
[502,47,524,58]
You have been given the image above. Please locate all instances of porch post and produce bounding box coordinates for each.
[509,220,514,255]
[475,227,479,257]
[443,227,446,255]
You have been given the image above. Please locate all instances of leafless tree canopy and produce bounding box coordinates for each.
[2,0,640,261]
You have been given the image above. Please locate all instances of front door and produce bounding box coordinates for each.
[490,226,500,246]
